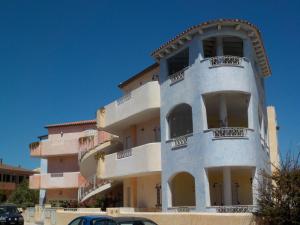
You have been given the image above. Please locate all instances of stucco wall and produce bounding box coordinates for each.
[121,66,159,93]
[46,188,78,201]
[48,155,79,173]
[136,174,161,209]
[53,210,256,225]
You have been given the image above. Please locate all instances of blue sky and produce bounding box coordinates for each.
[0,0,299,169]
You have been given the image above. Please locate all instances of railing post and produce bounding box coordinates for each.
[93,175,96,189]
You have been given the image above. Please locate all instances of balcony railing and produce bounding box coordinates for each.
[117,148,132,159]
[211,127,248,139]
[171,134,192,149]
[210,55,242,67]
[78,174,112,202]
[169,67,189,85]
[213,205,255,213]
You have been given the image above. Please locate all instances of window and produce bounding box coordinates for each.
[203,37,217,58]
[69,218,86,225]
[167,104,193,138]
[91,219,108,225]
[167,48,189,75]
[222,36,243,57]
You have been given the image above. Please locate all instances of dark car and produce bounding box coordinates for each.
[0,204,24,225]
[68,216,157,225]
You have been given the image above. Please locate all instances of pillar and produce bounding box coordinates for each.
[223,167,232,205]
[219,94,228,127]
[130,177,137,208]
[216,36,223,56]
[130,125,137,147]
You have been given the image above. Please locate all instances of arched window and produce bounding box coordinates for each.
[169,172,196,207]
[167,104,193,139]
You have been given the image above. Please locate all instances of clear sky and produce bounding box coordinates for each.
[0,0,299,169]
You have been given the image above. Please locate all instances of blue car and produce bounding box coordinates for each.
[68,216,158,225]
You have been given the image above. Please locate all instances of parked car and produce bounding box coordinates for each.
[68,216,158,225]
[0,204,24,225]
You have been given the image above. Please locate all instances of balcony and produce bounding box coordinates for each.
[97,81,160,134]
[29,172,83,189]
[99,143,161,179]
[29,174,40,189]
[29,141,42,157]
[0,182,16,190]
[30,139,80,157]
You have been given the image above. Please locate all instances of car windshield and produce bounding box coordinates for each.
[0,206,18,214]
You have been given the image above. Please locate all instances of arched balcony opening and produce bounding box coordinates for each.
[167,104,193,139]
[203,92,250,138]
[169,172,196,207]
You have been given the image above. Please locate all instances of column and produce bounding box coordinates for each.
[130,177,137,208]
[216,36,223,56]
[219,94,228,127]
[130,125,137,147]
[223,167,232,205]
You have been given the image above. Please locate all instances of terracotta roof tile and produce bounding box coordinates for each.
[45,119,96,128]
[0,163,36,174]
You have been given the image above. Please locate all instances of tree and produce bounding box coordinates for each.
[256,151,300,225]
[0,190,7,203]
[7,181,39,208]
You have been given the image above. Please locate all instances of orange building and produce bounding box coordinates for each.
[0,159,35,201]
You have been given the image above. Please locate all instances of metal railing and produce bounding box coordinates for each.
[169,67,189,84]
[78,174,112,201]
[214,205,255,213]
[50,173,64,178]
[211,127,248,139]
[210,55,242,67]
[171,134,191,149]
[117,148,132,159]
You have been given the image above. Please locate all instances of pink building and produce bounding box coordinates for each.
[29,119,110,206]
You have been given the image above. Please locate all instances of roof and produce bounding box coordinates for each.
[45,119,96,128]
[0,163,35,174]
[118,63,159,88]
[151,18,271,76]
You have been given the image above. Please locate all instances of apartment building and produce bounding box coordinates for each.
[29,120,109,205]
[0,159,35,201]
[30,19,280,212]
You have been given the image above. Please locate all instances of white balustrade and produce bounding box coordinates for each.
[211,127,248,138]
[117,149,132,159]
[171,134,190,149]
[169,67,189,84]
[210,55,242,66]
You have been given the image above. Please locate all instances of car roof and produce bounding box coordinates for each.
[81,215,114,220]
[0,204,17,207]
[113,217,155,222]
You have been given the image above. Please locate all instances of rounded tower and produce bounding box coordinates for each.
[151,19,271,212]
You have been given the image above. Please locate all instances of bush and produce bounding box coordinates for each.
[7,181,39,208]
[256,151,300,225]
